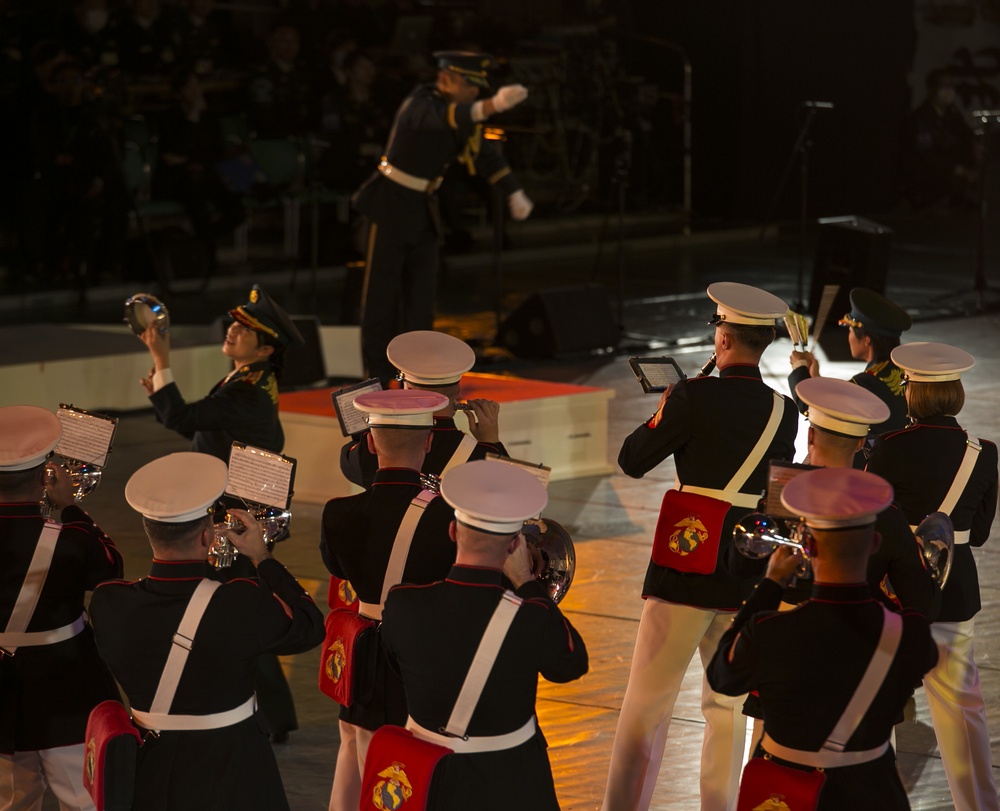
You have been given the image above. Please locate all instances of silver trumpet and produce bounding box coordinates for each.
[209,503,293,569]
[913,511,954,588]
[733,512,811,578]
[418,472,576,603]
[46,457,103,501]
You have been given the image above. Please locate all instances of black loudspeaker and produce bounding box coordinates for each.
[809,217,893,361]
[497,284,620,359]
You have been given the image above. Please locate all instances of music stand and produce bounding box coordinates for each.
[759,102,833,312]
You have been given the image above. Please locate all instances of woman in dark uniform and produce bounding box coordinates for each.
[866,341,999,811]
[137,283,305,743]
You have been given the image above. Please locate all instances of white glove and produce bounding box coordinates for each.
[492,84,528,114]
[507,189,533,221]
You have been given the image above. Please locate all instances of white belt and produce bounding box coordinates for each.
[911,525,970,545]
[131,695,256,733]
[358,602,382,621]
[378,160,442,193]
[762,733,889,769]
[0,613,86,649]
[679,484,759,510]
[405,716,536,754]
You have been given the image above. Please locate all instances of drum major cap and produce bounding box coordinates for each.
[442,459,548,534]
[387,330,476,387]
[838,288,911,337]
[796,377,891,437]
[707,282,787,326]
[354,390,449,428]
[433,51,493,89]
[126,452,228,522]
[891,342,974,382]
[229,284,304,347]
[781,467,893,530]
[0,406,61,471]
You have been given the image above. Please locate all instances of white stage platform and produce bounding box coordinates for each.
[1,323,364,412]
[279,373,616,504]
[3,325,615,507]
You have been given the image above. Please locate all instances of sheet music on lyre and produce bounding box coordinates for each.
[486,453,551,489]
[332,378,383,436]
[225,443,296,509]
[55,404,118,468]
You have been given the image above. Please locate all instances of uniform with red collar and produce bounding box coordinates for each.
[604,284,799,811]
[88,452,324,811]
[866,342,1000,811]
[708,467,938,811]
[380,459,588,811]
[0,406,123,811]
[321,391,458,811]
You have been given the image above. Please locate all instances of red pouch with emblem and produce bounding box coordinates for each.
[327,575,359,612]
[736,755,826,811]
[83,700,142,811]
[361,725,452,811]
[651,489,731,575]
[318,607,376,706]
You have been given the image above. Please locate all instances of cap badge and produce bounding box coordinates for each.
[250,288,259,303]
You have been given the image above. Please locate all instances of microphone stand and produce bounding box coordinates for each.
[758,104,824,312]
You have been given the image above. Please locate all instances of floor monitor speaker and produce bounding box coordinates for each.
[497,284,619,359]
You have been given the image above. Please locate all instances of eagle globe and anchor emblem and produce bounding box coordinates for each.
[84,738,97,786]
[753,794,792,811]
[372,761,414,810]
[324,637,348,683]
[668,513,710,556]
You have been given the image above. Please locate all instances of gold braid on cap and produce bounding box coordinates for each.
[232,307,279,340]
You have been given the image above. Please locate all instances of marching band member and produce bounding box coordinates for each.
[89,452,324,811]
[380,459,588,811]
[708,467,939,810]
[788,287,912,463]
[603,283,799,811]
[340,329,507,489]
[321,391,458,811]
[0,406,122,811]
[866,342,1000,811]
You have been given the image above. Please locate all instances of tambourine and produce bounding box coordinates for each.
[124,293,170,336]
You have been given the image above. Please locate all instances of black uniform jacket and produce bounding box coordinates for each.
[89,558,324,811]
[320,467,456,729]
[148,359,283,462]
[731,502,940,620]
[352,83,522,242]
[867,416,998,622]
[708,579,938,811]
[382,565,588,811]
[619,363,799,610]
[340,417,508,489]
[789,361,908,448]
[0,503,122,753]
